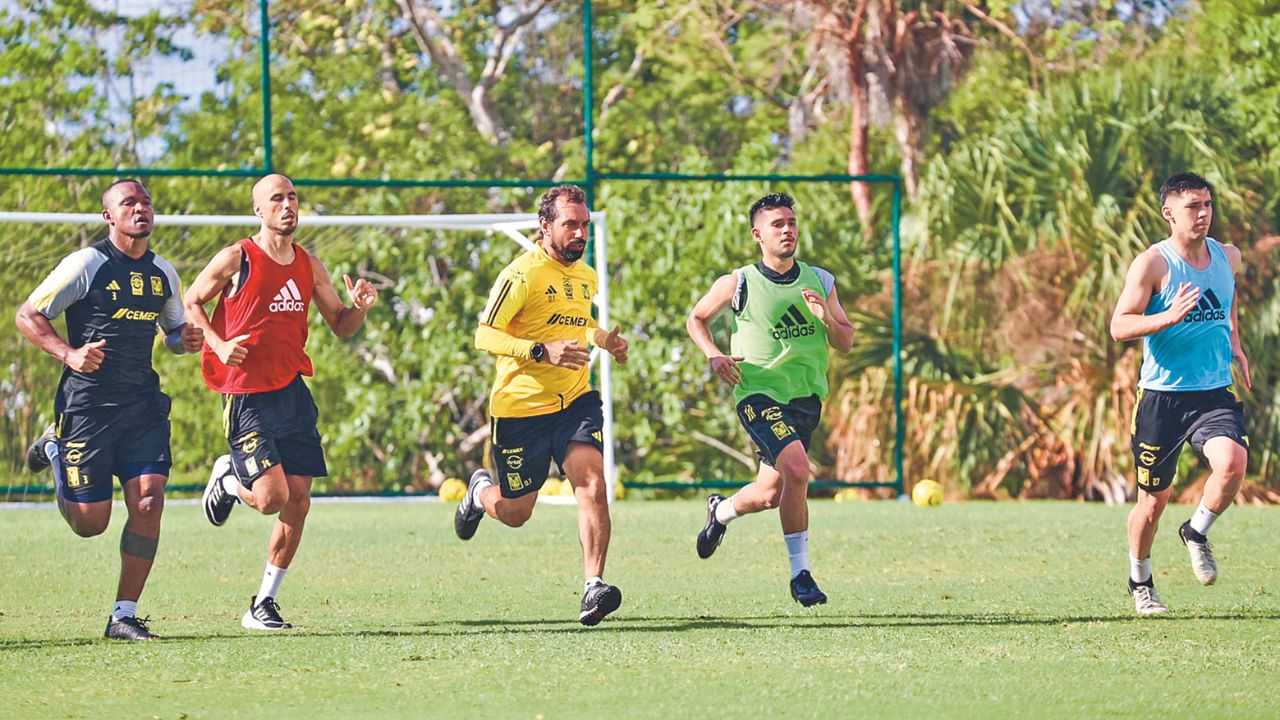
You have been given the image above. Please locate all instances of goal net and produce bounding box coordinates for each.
[0,211,616,502]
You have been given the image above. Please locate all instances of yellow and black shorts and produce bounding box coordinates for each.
[1130,386,1247,493]
[489,391,604,498]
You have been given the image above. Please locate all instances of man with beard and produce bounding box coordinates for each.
[686,192,854,607]
[17,179,203,640]
[453,184,631,626]
[184,173,378,630]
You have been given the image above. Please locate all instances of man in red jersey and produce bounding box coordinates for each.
[183,173,378,631]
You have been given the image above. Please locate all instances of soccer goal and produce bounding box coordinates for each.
[0,210,617,502]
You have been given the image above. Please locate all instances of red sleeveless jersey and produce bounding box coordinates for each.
[201,238,315,394]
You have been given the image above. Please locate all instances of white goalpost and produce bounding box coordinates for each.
[0,210,617,502]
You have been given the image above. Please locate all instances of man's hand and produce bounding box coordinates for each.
[801,288,828,324]
[1162,282,1199,328]
[545,339,591,369]
[66,339,106,373]
[709,355,744,386]
[600,325,628,365]
[344,274,378,311]
[181,324,204,353]
[216,333,251,367]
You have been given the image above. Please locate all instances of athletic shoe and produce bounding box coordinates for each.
[202,454,237,527]
[696,494,728,559]
[453,468,490,541]
[789,570,828,607]
[241,596,292,631]
[579,582,623,626]
[1128,579,1168,615]
[1179,521,1218,585]
[104,615,158,641]
[25,423,55,473]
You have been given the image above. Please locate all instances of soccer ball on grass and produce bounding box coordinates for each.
[911,479,944,507]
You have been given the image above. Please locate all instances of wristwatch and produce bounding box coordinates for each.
[530,342,546,362]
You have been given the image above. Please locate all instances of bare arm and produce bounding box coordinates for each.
[803,284,855,353]
[687,273,743,386]
[1224,244,1251,389]
[15,302,105,372]
[1110,251,1198,342]
[311,255,377,340]
[183,244,252,365]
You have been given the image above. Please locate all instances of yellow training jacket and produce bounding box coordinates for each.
[478,245,599,418]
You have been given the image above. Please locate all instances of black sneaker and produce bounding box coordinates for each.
[789,570,828,607]
[241,595,292,631]
[579,582,623,626]
[25,423,56,473]
[453,468,490,541]
[696,494,728,559]
[202,454,237,527]
[104,615,158,641]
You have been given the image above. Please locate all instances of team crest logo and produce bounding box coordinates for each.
[150,276,163,295]
[1137,467,1151,487]
[238,432,259,455]
[581,282,590,298]
[563,278,575,300]
[130,272,144,296]
[506,472,526,492]
[770,421,791,440]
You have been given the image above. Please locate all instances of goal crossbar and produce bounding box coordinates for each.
[1,211,616,501]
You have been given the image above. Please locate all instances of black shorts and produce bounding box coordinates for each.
[736,393,823,467]
[1131,385,1248,493]
[489,391,604,498]
[53,394,172,503]
[223,374,327,486]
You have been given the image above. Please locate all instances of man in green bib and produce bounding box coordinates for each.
[686,192,855,606]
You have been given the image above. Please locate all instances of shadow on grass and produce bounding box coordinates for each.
[6,609,1279,650]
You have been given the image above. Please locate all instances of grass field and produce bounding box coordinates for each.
[2,499,1279,719]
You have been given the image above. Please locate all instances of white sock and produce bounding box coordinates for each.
[470,472,494,505]
[584,576,604,592]
[221,474,242,500]
[1129,554,1151,584]
[1190,502,1219,536]
[257,563,287,601]
[715,495,740,524]
[784,531,809,578]
[112,600,137,620]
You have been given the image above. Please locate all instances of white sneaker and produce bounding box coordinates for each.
[1129,582,1168,615]
[1179,521,1218,585]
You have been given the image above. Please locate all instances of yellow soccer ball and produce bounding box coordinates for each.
[912,479,944,507]
[542,478,563,497]
[439,477,467,502]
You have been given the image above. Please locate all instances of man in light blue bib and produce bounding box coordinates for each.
[1110,172,1251,615]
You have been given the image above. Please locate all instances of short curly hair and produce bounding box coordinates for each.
[748,193,795,226]
[1159,172,1213,207]
[538,184,588,223]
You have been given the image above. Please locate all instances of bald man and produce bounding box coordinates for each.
[17,179,203,641]
[184,174,378,631]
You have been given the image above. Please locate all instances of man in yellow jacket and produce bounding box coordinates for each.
[455,184,629,627]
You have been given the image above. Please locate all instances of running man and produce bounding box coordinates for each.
[687,192,854,606]
[17,179,203,640]
[1111,172,1250,615]
[453,184,630,626]
[184,173,378,630]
